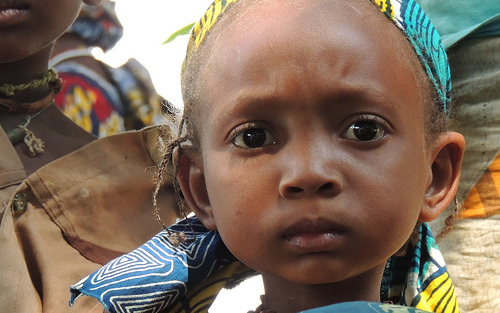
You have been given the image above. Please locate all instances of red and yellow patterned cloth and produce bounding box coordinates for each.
[54,58,162,138]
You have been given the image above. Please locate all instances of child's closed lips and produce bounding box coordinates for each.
[0,1,29,27]
[281,216,347,253]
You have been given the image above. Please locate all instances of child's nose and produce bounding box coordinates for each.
[278,140,343,199]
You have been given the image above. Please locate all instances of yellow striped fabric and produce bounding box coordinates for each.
[372,0,394,18]
[188,0,239,55]
[416,272,459,313]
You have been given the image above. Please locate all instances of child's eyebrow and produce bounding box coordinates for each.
[226,84,401,110]
[208,91,401,129]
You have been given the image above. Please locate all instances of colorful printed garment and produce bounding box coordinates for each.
[53,58,162,138]
[70,218,459,313]
[460,152,500,219]
[381,225,459,312]
[54,61,125,137]
[69,1,124,52]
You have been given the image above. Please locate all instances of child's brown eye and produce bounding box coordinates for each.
[343,119,386,142]
[233,127,276,148]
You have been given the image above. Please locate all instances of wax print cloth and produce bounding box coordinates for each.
[70,221,458,313]
[54,59,161,138]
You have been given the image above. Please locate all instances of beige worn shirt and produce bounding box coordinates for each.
[0,126,178,312]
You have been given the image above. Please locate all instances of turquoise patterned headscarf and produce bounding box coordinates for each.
[186,0,451,115]
[371,0,451,114]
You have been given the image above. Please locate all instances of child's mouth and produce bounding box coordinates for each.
[282,218,347,253]
[0,4,29,27]
[283,230,345,253]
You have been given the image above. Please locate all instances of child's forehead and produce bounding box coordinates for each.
[219,0,379,37]
[198,0,417,94]
[186,0,451,116]
[194,2,423,125]
[203,0,414,82]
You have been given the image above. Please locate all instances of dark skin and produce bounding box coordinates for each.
[1,105,96,175]
[0,0,101,175]
[177,0,465,312]
[0,52,96,175]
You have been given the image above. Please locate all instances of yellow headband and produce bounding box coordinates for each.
[187,0,239,55]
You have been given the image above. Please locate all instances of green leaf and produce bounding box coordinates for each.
[163,23,195,44]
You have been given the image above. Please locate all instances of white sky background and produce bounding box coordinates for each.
[98,1,264,312]
[96,0,213,108]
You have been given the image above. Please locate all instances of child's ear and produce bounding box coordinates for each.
[83,0,103,6]
[174,147,217,230]
[420,131,465,222]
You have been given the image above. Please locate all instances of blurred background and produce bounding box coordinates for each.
[95,0,214,108]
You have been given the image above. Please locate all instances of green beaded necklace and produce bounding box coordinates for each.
[0,69,59,97]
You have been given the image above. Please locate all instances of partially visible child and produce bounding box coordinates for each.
[70,0,466,312]
[0,1,179,312]
[0,0,99,176]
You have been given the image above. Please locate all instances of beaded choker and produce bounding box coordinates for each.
[0,69,60,97]
[0,69,61,114]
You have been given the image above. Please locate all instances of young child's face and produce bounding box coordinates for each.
[0,0,93,63]
[182,0,449,286]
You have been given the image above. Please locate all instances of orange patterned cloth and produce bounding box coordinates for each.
[461,152,500,219]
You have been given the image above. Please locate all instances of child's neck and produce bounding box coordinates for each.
[0,47,51,81]
[0,51,55,106]
[51,32,88,57]
[261,265,384,313]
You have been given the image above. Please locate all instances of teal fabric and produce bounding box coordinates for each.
[300,301,430,313]
[416,0,500,48]
[370,0,451,114]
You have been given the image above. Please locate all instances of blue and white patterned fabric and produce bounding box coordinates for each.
[70,219,458,313]
[383,225,459,312]
[69,218,239,312]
